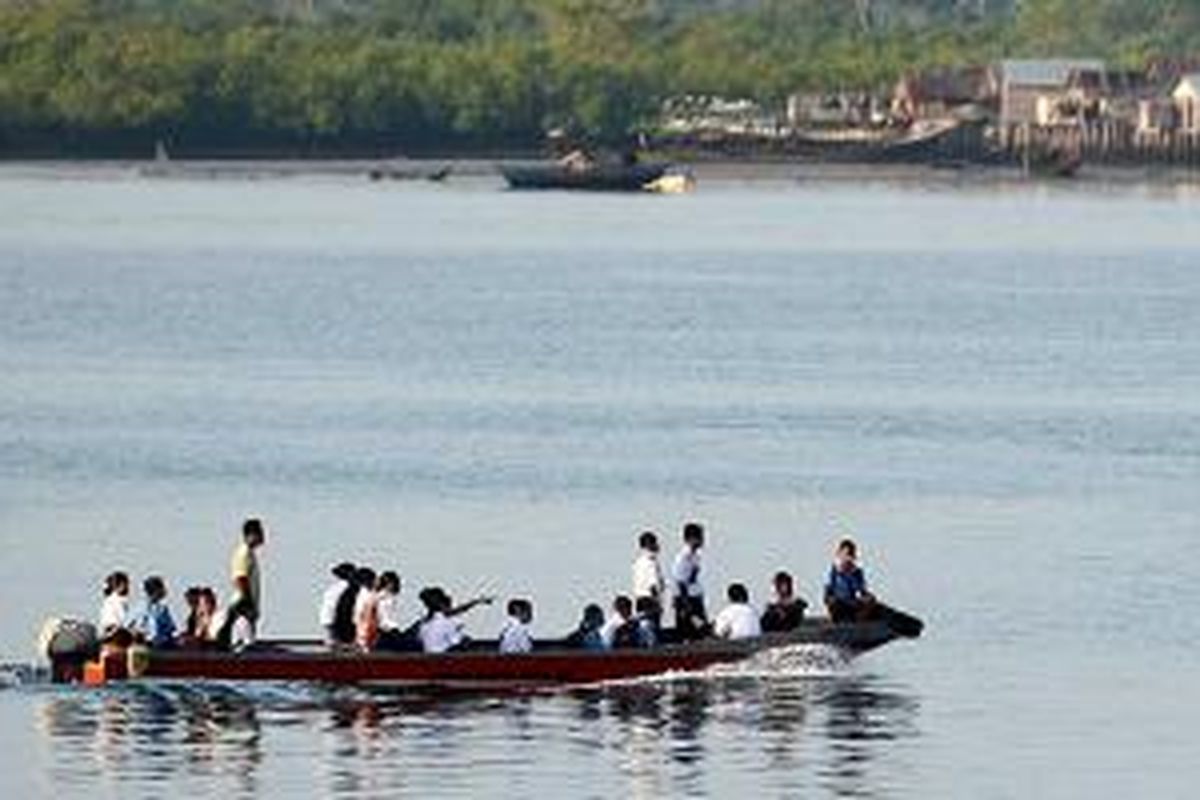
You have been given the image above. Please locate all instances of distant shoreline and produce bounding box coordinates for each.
[2,157,1199,188]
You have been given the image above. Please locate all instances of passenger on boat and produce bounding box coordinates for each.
[631,531,665,624]
[329,565,361,647]
[760,571,808,633]
[671,522,710,640]
[230,518,266,634]
[633,596,659,648]
[355,569,381,652]
[564,604,606,650]
[374,571,414,652]
[824,538,875,623]
[601,595,639,649]
[130,576,177,648]
[352,566,377,637]
[713,583,761,640]
[499,598,534,654]
[98,571,131,641]
[319,562,357,646]
[182,586,204,642]
[417,587,492,654]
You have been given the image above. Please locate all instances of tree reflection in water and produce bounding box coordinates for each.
[30,673,919,797]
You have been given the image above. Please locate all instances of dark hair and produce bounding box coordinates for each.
[143,575,166,598]
[683,522,704,543]
[332,562,357,581]
[243,518,264,540]
[728,583,749,603]
[355,567,376,588]
[199,587,217,606]
[507,598,532,617]
[613,595,633,616]
[103,571,129,596]
[837,538,857,557]
[635,596,656,615]
[638,531,658,551]
[773,571,794,589]
[582,603,605,628]
[184,586,202,606]
[419,586,450,614]
[378,571,400,593]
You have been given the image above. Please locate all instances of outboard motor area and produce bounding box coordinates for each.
[38,618,99,683]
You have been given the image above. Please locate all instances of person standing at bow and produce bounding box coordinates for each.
[671,522,709,640]
[230,518,266,636]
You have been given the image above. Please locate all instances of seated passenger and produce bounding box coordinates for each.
[601,595,638,649]
[564,604,606,650]
[352,566,377,641]
[417,587,492,653]
[713,583,761,640]
[130,575,177,648]
[182,586,204,642]
[355,571,381,652]
[375,571,416,652]
[824,538,875,623]
[192,586,217,645]
[329,566,362,647]
[499,598,534,654]
[760,571,808,633]
[633,596,659,648]
[98,571,131,641]
[319,562,357,646]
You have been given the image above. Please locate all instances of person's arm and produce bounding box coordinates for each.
[714,610,731,639]
[447,595,494,617]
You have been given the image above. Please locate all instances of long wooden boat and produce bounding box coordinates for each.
[55,612,921,688]
[502,161,669,191]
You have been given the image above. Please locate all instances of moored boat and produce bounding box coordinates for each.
[49,612,922,688]
[502,161,670,191]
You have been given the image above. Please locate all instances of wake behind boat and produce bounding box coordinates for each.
[48,611,921,688]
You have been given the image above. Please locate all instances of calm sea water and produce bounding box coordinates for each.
[1,168,1198,798]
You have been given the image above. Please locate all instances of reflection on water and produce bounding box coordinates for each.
[26,673,919,798]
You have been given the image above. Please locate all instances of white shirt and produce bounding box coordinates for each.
[99,594,128,633]
[714,602,761,640]
[376,592,402,632]
[319,579,346,627]
[419,612,464,653]
[499,617,533,654]
[600,615,629,648]
[671,547,704,598]
[632,551,665,600]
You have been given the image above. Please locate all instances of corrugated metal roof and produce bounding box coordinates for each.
[1000,59,1106,87]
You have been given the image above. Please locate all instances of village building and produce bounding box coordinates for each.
[890,66,997,122]
[1173,74,1200,134]
[997,59,1106,127]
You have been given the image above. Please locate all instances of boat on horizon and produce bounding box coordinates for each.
[47,610,922,689]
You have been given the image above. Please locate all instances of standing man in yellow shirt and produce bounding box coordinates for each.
[230,518,266,635]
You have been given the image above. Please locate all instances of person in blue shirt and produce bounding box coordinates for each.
[131,575,177,648]
[824,539,875,623]
[564,604,606,650]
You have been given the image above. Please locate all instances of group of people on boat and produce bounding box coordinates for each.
[96,519,266,652]
[316,522,880,656]
[96,515,884,656]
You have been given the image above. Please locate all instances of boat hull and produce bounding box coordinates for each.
[61,616,919,688]
[502,163,669,191]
